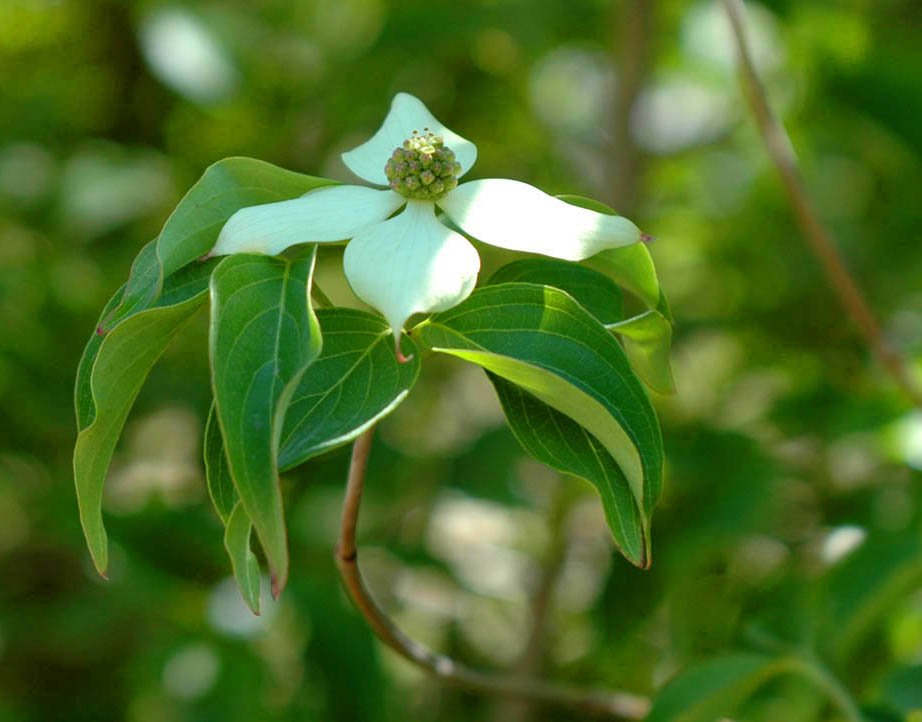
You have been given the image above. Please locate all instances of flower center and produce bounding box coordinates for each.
[385,129,462,201]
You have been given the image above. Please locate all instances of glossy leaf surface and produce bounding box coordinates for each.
[209,250,322,596]
[414,283,663,523]
[279,308,420,470]
[489,374,647,566]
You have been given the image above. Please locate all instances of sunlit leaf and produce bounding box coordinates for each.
[557,194,663,311]
[488,258,674,393]
[209,249,322,596]
[488,257,623,323]
[414,283,663,524]
[103,158,335,330]
[608,310,675,394]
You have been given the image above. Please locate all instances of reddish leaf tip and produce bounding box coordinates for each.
[270,573,282,600]
[95,325,107,336]
[640,233,656,244]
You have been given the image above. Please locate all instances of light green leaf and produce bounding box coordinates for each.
[98,240,160,331]
[209,249,322,597]
[488,374,647,566]
[557,194,663,311]
[488,258,623,324]
[224,502,262,615]
[74,259,215,575]
[647,654,795,722]
[413,283,663,521]
[104,157,335,330]
[278,308,420,470]
[608,310,675,394]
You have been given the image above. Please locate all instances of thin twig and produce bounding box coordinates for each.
[721,0,922,408]
[608,0,654,215]
[334,428,650,720]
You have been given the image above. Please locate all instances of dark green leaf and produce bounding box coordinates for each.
[414,283,663,525]
[488,258,673,393]
[488,374,647,566]
[488,258,623,324]
[647,654,794,722]
[279,308,420,470]
[209,249,322,596]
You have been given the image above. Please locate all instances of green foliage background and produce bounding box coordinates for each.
[2,0,922,720]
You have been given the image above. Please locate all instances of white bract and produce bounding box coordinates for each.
[210,93,644,353]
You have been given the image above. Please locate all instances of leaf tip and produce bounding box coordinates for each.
[640,233,656,244]
[270,572,284,600]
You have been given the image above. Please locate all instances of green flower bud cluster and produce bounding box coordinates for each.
[385,130,462,201]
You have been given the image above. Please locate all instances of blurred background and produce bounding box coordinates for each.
[2,0,922,720]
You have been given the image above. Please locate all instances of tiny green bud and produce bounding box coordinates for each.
[384,130,462,201]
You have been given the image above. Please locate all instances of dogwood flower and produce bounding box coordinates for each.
[209,93,645,356]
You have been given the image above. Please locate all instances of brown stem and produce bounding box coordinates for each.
[721,0,922,408]
[334,428,650,720]
[608,0,654,215]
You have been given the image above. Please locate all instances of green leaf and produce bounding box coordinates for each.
[413,283,663,522]
[487,258,674,393]
[75,286,127,432]
[557,194,662,311]
[488,258,623,324]
[73,259,215,575]
[880,665,922,715]
[647,654,795,722]
[488,374,647,566]
[204,402,237,525]
[98,240,160,331]
[818,530,922,666]
[209,249,322,597]
[278,308,420,470]
[224,502,262,615]
[608,310,675,394]
[104,157,335,330]
[205,403,266,613]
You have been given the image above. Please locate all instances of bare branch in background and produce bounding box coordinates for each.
[608,0,655,215]
[335,428,650,720]
[722,0,922,408]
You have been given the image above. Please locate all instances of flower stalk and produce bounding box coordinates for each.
[334,427,650,720]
